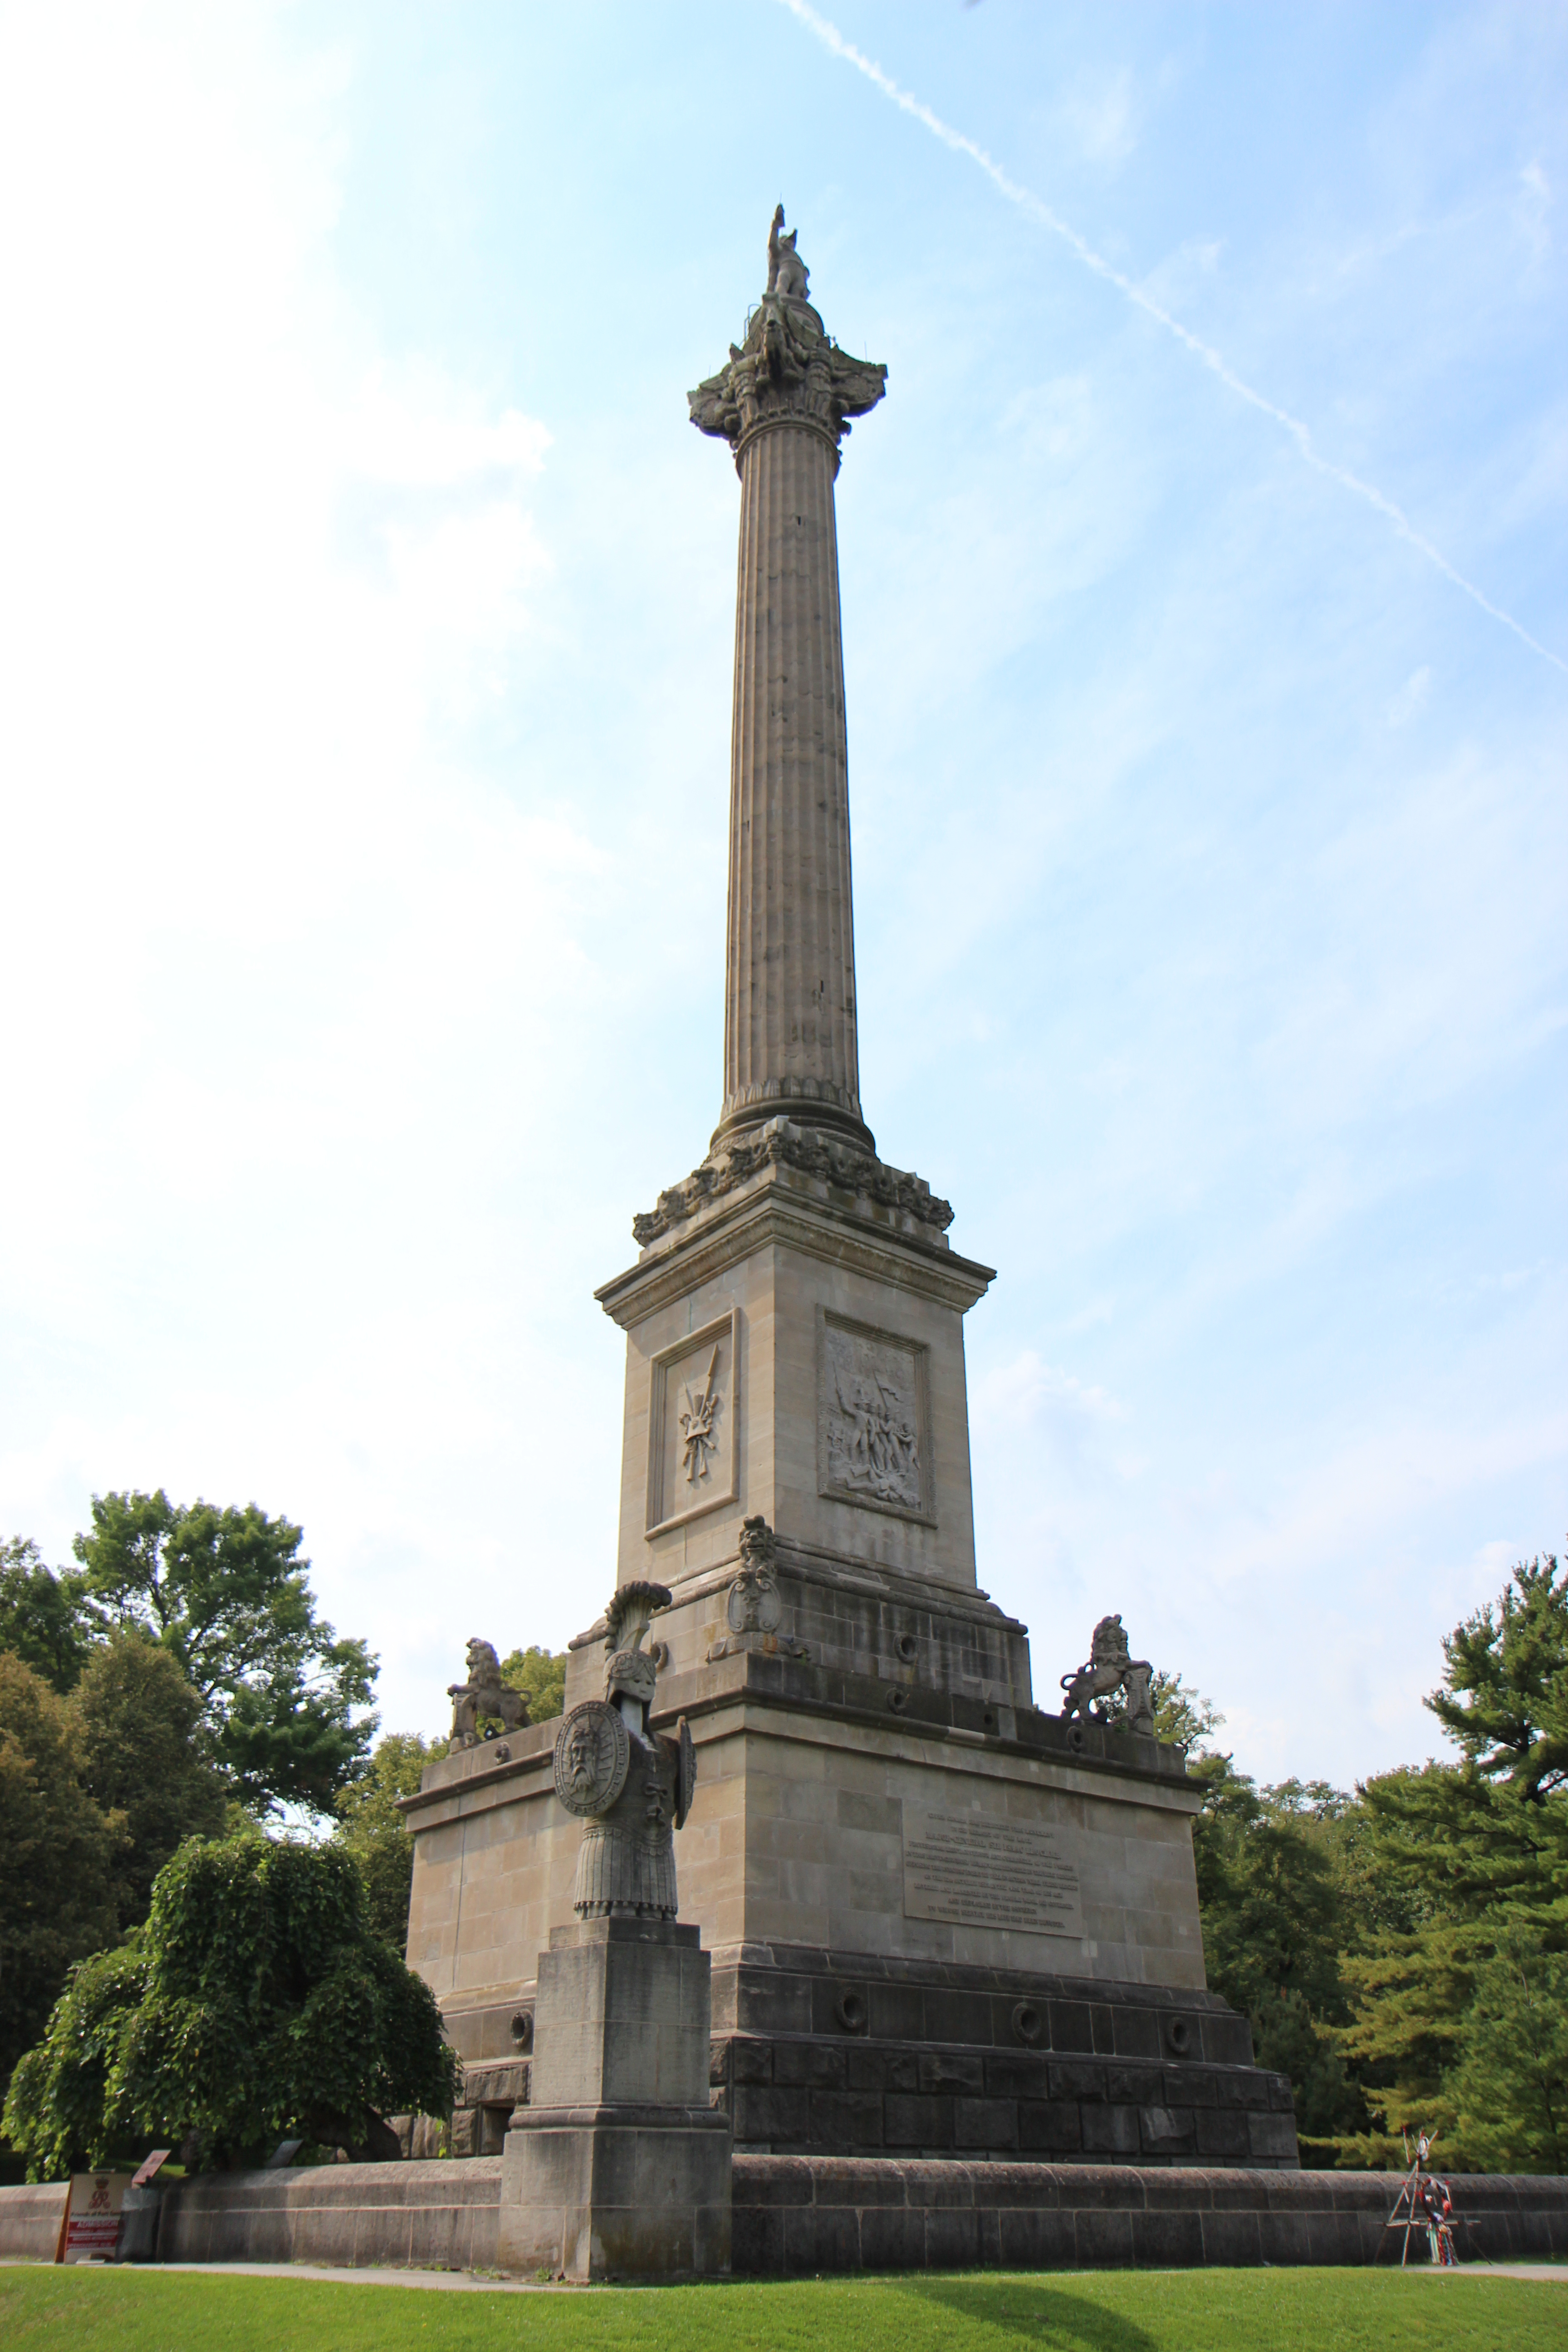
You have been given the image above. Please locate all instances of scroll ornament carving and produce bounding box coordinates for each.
[553,1581,697,1920]
[688,205,887,461]
[1059,1614,1156,1738]
[632,1116,953,1249]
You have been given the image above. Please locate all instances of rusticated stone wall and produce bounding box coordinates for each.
[6,2159,1568,2274]
[730,2157,1568,2274]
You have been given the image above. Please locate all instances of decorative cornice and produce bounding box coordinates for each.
[598,1158,995,1331]
[689,292,886,469]
[630,1117,953,1250]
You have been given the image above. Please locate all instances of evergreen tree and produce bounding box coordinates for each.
[1429,1552,1568,1799]
[1445,1935,1568,2173]
[1338,1553,1568,2168]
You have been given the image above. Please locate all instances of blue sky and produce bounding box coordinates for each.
[0,2,1563,1786]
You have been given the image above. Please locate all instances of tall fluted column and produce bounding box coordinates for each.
[690,212,887,1151]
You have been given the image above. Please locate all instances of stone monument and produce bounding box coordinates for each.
[498,1584,731,2278]
[404,209,1296,2179]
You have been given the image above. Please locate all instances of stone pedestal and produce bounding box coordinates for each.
[498,1917,731,2279]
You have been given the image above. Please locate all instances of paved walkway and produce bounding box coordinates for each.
[10,2255,1568,2291]
[1421,2263,1568,2283]
[168,2260,1566,2291]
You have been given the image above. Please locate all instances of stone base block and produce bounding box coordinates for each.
[532,1917,709,2109]
[708,1945,1296,2167]
[499,2102,732,2280]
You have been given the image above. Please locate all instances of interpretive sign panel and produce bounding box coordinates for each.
[902,1811,1083,1937]
[60,2172,128,2261]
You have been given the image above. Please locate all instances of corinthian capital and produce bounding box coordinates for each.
[689,212,887,463]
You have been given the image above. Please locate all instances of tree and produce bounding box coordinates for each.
[3,1833,461,2179]
[1101,1668,1221,1752]
[498,1645,567,1724]
[1445,1935,1568,2173]
[0,1655,121,2103]
[1337,1552,1568,2168]
[0,1537,102,1694]
[332,1733,441,1950]
[1183,1740,1369,2156]
[1428,1552,1568,1799]
[71,1631,229,1930]
[72,1490,377,1817]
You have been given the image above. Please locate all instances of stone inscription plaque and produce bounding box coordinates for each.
[902,1811,1084,1938]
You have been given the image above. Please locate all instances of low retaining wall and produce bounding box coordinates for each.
[731,2158,1568,2273]
[0,2182,67,2261]
[3,2158,1566,2274]
[156,2159,503,2270]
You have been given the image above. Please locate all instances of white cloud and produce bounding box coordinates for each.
[1387,664,1432,725]
[1056,67,1142,169]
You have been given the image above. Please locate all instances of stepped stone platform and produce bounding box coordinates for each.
[6,2161,1568,2273]
[708,1943,1294,2166]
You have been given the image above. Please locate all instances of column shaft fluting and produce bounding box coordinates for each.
[718,420,867,1146]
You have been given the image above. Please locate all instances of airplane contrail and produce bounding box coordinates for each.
[779,0,1566,676]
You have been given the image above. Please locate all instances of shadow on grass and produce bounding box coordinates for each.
[897,2277,1162,2350]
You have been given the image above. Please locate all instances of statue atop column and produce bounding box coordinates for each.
[689,205,887,467]
[552,1580,696,1919]
[767,201,810,300]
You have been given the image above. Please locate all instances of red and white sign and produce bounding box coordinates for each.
[59,2172,129,2262]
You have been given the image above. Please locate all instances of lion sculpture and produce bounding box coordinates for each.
[1059,1613,1155,1737]
[447,1638,530,1754]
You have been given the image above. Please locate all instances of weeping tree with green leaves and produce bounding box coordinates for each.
[3,1833,460,2179]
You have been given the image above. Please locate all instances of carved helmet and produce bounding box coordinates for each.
[603,1579,671,1710]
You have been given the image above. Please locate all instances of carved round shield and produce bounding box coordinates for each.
[673,1713,697,1830]
[552,1700,630,1818]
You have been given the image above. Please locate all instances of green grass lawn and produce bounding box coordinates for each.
[0,2265,1562,2352]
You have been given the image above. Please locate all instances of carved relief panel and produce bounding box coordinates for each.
[645,1308,740,1538]
[817,1309,934,1526]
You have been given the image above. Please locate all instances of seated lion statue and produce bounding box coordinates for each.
[447,1638,530,1753]
[1059,1613,1154,1735]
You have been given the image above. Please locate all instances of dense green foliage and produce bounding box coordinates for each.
[4,2263,1566,2352]
[1189,1762,1369,2154]
[72,1489,378,1816]
[1334,1553,1568,2168]
[0,1654,121,2096]
[331,1731,442,1949]
[1178,1551,1568,2170]
[498,1642,568,1721]
[2,1833,460,2178]
[0,1536,101,1693]
[2,1492,382,2138]
[72,1630,230,1928]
